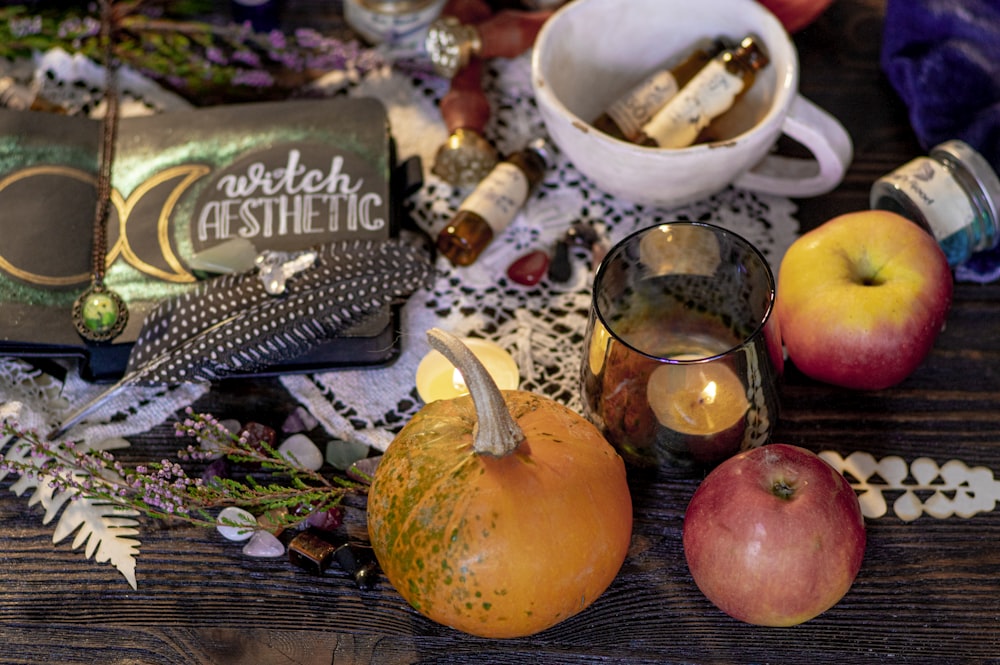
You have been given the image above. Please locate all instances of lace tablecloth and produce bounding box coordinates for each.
[0,50,800,450]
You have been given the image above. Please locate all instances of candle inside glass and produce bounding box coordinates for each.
[606,309,752,465]
[416,337,519,403]
[648,353,749,435]
[583,222,781,470]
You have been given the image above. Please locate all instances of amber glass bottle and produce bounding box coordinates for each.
[592,37,732,143]
[436,139,548,266]
[637,36,769,149]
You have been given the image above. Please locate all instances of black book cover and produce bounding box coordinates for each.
[0,96,416,381]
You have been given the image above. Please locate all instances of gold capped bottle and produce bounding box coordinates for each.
[637,36,769,149]
[592,37,733,143]
[436,138,549,266]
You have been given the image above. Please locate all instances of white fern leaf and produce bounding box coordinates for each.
[53,496,141,590]
[3,434,143,589]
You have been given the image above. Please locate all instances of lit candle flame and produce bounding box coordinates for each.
[701,380,718,405]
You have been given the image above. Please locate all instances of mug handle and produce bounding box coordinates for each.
[732,95,853,198]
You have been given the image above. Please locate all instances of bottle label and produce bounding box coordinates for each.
[605,70,681,141]
[459,162,530,233]
[881,157,973,240]
[640,58,745,149]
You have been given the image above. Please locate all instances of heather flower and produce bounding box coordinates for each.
[266,29,287,50]
[205,46,228,66]
[230,49,262,68]
[230,69,274,87]
[9,16,42,38]
[293,28,325,50]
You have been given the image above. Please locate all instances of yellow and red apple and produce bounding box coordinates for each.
[683,443,866,627]
[776,210,953,390]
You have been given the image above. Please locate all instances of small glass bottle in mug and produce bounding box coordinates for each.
[637,36,770,149]
[436,139,549,266]
[592,37,733,143]
[870,140,1000,267]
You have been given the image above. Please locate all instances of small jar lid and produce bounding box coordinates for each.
[931,140,1000,232]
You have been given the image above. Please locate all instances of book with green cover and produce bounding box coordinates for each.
[0,96,420,381]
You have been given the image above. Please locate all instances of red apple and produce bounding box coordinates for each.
[683,443,866,627]
[776,210,953,390]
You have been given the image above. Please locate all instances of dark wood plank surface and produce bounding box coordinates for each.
[5,0,1000,662]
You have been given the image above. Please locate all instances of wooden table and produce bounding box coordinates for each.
[5,0,1000,662]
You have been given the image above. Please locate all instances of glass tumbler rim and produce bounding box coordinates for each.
[591,220,778,363]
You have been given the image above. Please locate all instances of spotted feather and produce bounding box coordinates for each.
[50,238,433,439]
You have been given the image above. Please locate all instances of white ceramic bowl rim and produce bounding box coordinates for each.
[531,0,799,154]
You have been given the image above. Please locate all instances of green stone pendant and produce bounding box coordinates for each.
[72,282,129,342]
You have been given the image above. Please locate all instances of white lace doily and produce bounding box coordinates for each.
[0,49,799,451]
[282,54,800,452]
[0,357,207,443]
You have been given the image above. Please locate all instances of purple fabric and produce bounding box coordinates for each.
[882,0,1000,282]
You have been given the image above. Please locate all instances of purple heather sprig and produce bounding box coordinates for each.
[0,407,364,531]
[0,6,388,105]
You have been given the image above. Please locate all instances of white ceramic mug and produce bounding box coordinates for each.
[531,0,853,207]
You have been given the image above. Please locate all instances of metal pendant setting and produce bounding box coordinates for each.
[72,282,129,342]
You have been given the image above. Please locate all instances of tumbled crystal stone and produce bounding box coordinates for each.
[278,433,324,471]
[187,237,258,274]
[282,406,318,434]
[257,506,290,536]
[239,422,276,453]
[200,418,239,459]
[305,506,344,532]
[242,529,285,558]
[347,455,382,484]
[288,530,339,575]
[201,458,230,484]
[325,438,370,471]
[334,544,379,590]
[507,250,550,286]
[548,240,573,283]
[216,506,256,541]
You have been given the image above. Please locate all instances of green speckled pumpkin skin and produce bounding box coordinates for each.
[367,390,633,639]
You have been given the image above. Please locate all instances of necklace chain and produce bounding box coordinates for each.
[91,0,118,286]
[71,0,129,343]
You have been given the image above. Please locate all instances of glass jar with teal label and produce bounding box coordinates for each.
[870,140,1000,267]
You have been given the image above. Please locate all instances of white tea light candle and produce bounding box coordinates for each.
[416,337,519,403]
[647,354,749,435]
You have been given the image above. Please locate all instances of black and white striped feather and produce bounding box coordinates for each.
[50,238,433,439]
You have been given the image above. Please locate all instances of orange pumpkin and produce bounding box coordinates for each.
[367,328,633,638]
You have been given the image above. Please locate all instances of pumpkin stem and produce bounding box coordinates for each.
[427,328,525,457]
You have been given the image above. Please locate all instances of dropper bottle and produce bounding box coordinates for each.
[592,37,733,143]
[436,138,549,266]
[637,36,769,149]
